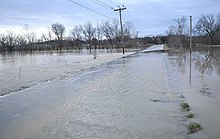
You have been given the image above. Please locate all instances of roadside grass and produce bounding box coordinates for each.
[187,112,194,118]
[188,122,202,133]
[181,102,191,111]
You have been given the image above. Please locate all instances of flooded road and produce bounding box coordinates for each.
[0,46,220,139]
[167,47,220,139]
[0,49,136,96]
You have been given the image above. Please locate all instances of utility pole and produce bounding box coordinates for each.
[189,16,192,83]
[190,16,192,52]
[114,6,126,54]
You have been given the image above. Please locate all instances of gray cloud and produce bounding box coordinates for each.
[0,0,219,36]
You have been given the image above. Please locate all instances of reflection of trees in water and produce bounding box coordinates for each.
[211,49,220,75]
[168,48,220,95]
[176,51,188,73]
[168,48,220,75]
[167,49,188,74]
[193,48,220,95]
[193,48,220,75]
[194,51,214,74]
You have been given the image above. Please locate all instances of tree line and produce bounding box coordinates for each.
[166,13,220,47]
[0,20,138,52]
[1,13,220,52]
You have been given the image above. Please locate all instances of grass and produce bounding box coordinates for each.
[187,112,194,118]
[181,102,191,111]
[188,122,202,133]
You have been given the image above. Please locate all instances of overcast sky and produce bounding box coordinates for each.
[0,0,219,37]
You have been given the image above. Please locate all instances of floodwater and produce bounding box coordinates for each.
[0,49,137,96]
[0,46,220,139]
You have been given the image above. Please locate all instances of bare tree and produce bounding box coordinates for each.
[100,20,135,48]
[7,31,17,51]
[123,21,135,47]
[82,22,96,50]
[100,20,121,48]
[0,30,27,51]
[40,34,48,42]
[195,14,218,44]
[96,21,103,49]
[215,13,220,44]
[40,27,53,42]
[0,34,7,51]
[0,31,18,51]
[70,25,83,49]
[23,24,37,45]
[16,34,27,49]
[217,13,220,26]
[111,20,120,48]
[51,23,65,49]
[47,27,53,42]
[166,16,189,47]
[100,21,111,48]
[167,16,188,35]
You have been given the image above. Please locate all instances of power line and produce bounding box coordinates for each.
[124,11,137,30]
[67,0,114,20]
[90,0,112,12]
[114,0,124,6]
[111,0,134,26]
[132,19,175,23]
[95,0,113,9]
[126,11,147,14]
[109,0,118,7]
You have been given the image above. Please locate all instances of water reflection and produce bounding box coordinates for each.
[168,47,220,96]
[167,47,220,139]
[167,49,188,74]
[168,47,220,76]
[193,48,220,95]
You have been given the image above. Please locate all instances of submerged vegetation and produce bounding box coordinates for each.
[180,101,202,133]
[187,112,194,118]
[188,122,202,133]
[181,102,190,111]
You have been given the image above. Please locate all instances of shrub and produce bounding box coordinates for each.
[187,112,194,118]
[188,122,202,133]
[181,102,190,111]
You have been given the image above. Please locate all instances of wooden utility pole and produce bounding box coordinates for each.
[189,16,192,83]
[114,6,126,54]
[190,16,192,51]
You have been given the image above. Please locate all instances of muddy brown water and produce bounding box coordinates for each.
[0,47,220,139]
